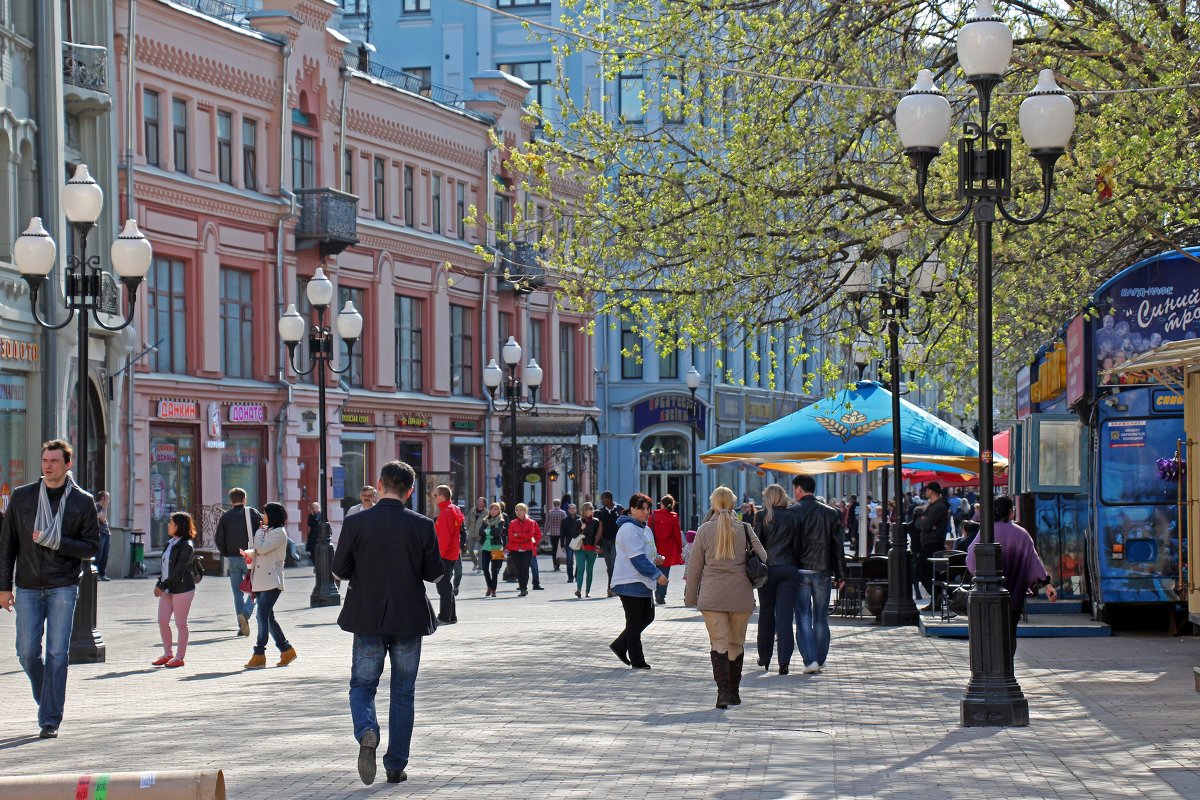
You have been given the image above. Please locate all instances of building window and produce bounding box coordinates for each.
[242,119,258,190]
[338,285,365,388]
[450,444,478,504]
[456,182,467,240]
[660,345,679,380]
[143,90,160,166]
[341,441,369,510]
[432,175,442,234]
[618,71,645,123]
[344,149,354,194]
[403,67,432,98]
[403,166,415,227]
[403,0,431,11]
[559,323,575,403]
[497,1,549,9]
[497,60,556,122]
[395,295,423,392]
[663,65,684,123]
[374,157,386,220]
[149,256,187,374]
[621,318,642,379]
[499,312,513,350]
[217,111,233,184]
[494,193,511,237]
[220,268,254,379]
[292,133,315,189]
[172,97,188,173]
[450,305,473,396]
[529,319,544,386]
[149,431,195,550]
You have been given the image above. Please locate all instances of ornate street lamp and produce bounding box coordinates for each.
[895,0,1075,727]
[14,164,153,664]
[684,366,702,532]
[483,337,543,521]
[278,268,363,608]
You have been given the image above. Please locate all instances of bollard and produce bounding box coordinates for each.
[0,769,224,799]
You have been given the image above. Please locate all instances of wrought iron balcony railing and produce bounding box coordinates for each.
[62,42,108,94]
[497,241,548,295]
[294,188,359,257]
[343,52,465,108]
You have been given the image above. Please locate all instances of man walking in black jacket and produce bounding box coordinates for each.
[596,491,622,595]
[0,439,100,739]
[333,460,442,786]
[913,481,951,610]
[214,488,262,636]
[790,474,845,675]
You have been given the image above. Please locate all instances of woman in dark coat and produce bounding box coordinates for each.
[754,484,799,674]
[153,512,197,668]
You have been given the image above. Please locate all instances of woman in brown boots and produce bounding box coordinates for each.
[241,502,297,669]
[685,486,766,709]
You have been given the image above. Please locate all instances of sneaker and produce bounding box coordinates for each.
[165,658,185,668]
[152,655,173,666]
[357,729,379,785]
[39,725,58,739]
[237,614,250,637]
[277,647,298,667]
[802,662,820,674]
[533,585,544,590]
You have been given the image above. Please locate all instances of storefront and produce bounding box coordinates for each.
[221,402,270,511]
[340,408,375,514]
[149,399,200,550]
[450,417,482,506]
[396,411,430,513]
[0,335,37,512]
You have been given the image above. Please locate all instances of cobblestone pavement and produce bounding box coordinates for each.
[1,561,1199,799]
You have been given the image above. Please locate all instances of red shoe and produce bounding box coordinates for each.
[165,658,185,668]
[152,655,173,666]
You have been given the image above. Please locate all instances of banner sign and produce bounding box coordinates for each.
[632,393,706,437]
[228,403,266,423]
[157,399,198,420]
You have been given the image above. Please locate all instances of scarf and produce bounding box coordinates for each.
[615,514,645,529]
[34,473,76,551]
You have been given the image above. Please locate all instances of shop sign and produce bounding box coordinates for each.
[228,403,266,423]
[157,399,198,420]
[151,474,166,519]
[1065,315,1085,407]
[397,412,431,428]
[153,443,177,462]
[205,402,225,449]
[775,397,800,418]
[1152,389,1184,412]
[632,392,706,437]
[746,399,774,423]
[0,337,39,362]
[716,392,743,422]
[341,410,372,426]
[451,420,478,431]
[1016,366,1032,419]
[1107,419,1147,448]
[0,374,26,411]
[1,482,10,514]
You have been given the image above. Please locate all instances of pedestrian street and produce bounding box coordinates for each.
[1,563,1198,799]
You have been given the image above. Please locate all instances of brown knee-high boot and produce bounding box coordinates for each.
[728,652,744,705]
[710,650,731,709]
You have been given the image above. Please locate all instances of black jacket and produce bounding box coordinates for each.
[214,505,263,557]
[915,497,951,550]
[790,495,845,580]
[596,505,622,550]
[0,480,100,591]
[478,514,508,549]
[156,536,196,594]
[333,498,443,637]
[755,504,797,568]
[561,514,580,542]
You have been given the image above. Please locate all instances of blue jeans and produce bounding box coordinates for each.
[254,589,290,655]
[226,556,256,622]
[350,634,422,772]
[531,552,541,587]
[96,535,111,578]
[757,565,800,668]
[795,571,832,667]
[654,565,671,603]
[15,585,79,728]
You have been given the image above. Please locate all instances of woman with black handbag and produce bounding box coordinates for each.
[152,512,197,668]
[685,486,767,709]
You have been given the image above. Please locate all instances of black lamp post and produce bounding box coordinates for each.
[14,164,153,664]
[483,337,543,519]
[895,0,1075,726]
[685,366,702,532]
[845,229,941,624]
[278,268,364,608]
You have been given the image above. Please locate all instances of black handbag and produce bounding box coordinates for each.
[742,523,768,588]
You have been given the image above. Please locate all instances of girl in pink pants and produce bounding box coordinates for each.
[153,512,199,667]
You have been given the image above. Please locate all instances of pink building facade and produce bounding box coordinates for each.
[112,0,595,556]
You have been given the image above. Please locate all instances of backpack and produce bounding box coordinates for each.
[191,553,204,583]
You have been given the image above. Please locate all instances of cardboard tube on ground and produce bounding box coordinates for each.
[0,769,225,800]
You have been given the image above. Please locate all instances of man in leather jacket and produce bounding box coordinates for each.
[789,474,845,674]
[0,439,100,739]
[913,481,951,608]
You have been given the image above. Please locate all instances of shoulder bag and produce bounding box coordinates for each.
[237,507,255,595]
[743,523,768,588]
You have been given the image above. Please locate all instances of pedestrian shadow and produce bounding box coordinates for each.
[0,734,43,751]
[86,668,160,679]
[295,621,340,628]
[641,708,729,725]
[179,671,245,681]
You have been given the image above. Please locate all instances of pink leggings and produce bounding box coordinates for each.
[158,590,195,658]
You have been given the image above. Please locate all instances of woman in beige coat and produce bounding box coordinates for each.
[685,486,767,709]
[240,502,297,669]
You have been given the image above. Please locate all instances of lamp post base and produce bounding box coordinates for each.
[309,538,341,608]
[960,543,1027,727]
[878,525,918,626]
[69,561,106,664]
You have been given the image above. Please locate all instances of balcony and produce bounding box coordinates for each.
[343,52,465,109]
[496,242,548,295]
[62,42,111,114]
[294,188,359,257]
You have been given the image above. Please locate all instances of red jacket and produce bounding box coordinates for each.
[435,501,465,560]
[649,509,684,567]
[506,516,542,552]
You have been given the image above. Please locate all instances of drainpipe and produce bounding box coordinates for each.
[34,0,62,441]
[274,42,298,504]
[338,66,350,192]
[122,0,139,528]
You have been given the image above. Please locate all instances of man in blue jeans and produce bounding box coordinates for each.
[334,460,442,786]
[0,439,101,739]
[214,488,261,636]
[789,474,845,675]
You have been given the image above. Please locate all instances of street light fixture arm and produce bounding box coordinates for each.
[24,281,77,330]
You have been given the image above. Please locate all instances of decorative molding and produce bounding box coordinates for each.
[137,36,280,106]
[137,180,286,227]
[345,107,482,172]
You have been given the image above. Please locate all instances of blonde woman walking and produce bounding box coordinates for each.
[685,486,767,709]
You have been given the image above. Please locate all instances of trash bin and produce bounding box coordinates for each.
[130,529,146,578]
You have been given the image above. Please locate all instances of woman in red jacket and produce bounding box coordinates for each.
[649,495,684,605]
[505,503,542,597]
